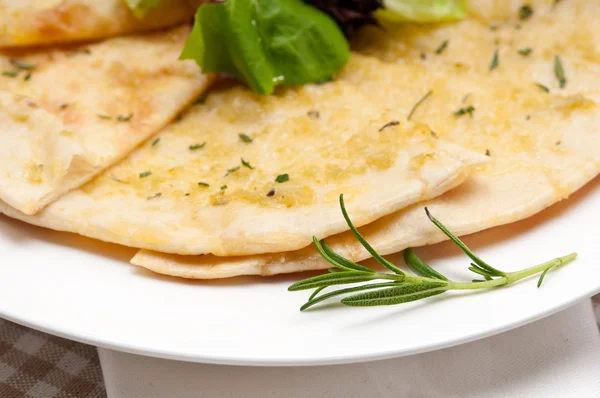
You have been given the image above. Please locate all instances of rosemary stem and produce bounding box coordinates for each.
[378,273,407,282]
[448,253,577,290]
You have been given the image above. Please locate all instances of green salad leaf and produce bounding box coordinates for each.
[124,0,162,18]
[377,0,467,23]
[180,0,350,95]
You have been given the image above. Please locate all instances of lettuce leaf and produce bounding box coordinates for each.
[181,0,349,95]
[377,0,467,23]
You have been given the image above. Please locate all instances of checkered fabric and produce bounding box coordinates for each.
[0,294,599,398]
[0,319,106,398]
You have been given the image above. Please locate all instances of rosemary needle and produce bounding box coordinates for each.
[289,194,577,310]
[407,90,433,121]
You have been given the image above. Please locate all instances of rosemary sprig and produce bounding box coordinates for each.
[289,194,577,310]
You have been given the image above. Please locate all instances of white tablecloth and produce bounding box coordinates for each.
[99,300,600,398]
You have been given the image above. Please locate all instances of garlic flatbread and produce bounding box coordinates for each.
[0,26,213,215]
[131,0,600,278]
[0,79,486,256]
[0,0,200,48]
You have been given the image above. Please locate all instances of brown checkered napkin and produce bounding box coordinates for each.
[0,319,105,398]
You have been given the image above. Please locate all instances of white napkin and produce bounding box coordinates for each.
[99,300,600,398]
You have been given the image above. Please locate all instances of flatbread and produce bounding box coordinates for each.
[0,79,487,255]
[0,26,213,214]
[0,0,201,48]
[131,0,600,278]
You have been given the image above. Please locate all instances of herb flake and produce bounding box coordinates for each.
[152,138,160,146]
[241,158,254,169]
[117,113,133,122]
[454,106,475,117]
[519,5,534,20]
[275,173,289,183]
[198,182,210,187]
[189,142,206,151]
[378,120,399,132]
[407,90,433,121]
[225,166,240,176]
[307,110,320,118]
[489,49,499,71]
[139,171,152,178]
[2,70,19,78]
[554,55,567,88]
[435,40,449,55]
[97,114,112,120]
[239,133,253,143]
[518,47,532,56]
[10,59,37,71]
[535,83,550,93]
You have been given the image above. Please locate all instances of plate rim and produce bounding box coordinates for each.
[1,284,598,367]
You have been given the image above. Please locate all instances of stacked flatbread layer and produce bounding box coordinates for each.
[1,0,598,280]
[133,0,600,278]
[0,0,201,47]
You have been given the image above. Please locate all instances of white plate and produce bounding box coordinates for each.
[1,178,599,366]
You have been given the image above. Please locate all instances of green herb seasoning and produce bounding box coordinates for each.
[198,182,210,187]
[23,73,31,81]
[225,166,240,176]
[194,97,206,105]
[220,185,228,190]
[2,70,19,78]
[435,40,449,54]
[519,5,533,20]
[117,113,133,122]
[407,90,433,121]
[489,49,499,71]
[189,142,206,151]
[535,83,550,93]
[239,133,253,143]
[378,121,399,132]
[454,106,475,117]
[152,138,160,146]
[10,59,37,71]
[554,55,567,88]
[275,173,289,183]
[518,47,532,56]
[97,114,112,120]
[139,171,152,178]
[241,158,254,169]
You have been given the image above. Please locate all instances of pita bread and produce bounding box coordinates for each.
[131,0,600,278]
[0,0,200,48]
[0,79,487,255]
[0,26,213,214]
